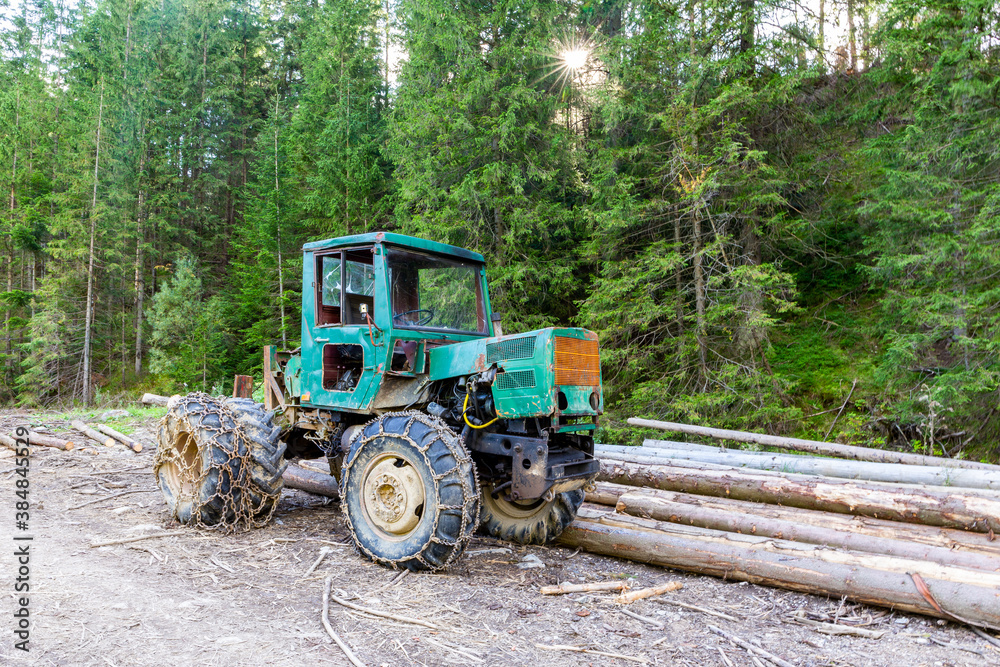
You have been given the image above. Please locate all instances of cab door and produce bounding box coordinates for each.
[301,245,387,411]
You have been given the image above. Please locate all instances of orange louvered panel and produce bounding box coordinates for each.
[554,336,601,386]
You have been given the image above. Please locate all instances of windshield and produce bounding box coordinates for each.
[387,248,487,334]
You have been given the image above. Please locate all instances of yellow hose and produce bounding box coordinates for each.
[463,392,498,430]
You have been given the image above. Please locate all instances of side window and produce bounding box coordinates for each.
[343,250,375,324]
[317,253,341,325]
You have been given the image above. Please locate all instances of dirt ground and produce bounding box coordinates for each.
[1,409,998,667]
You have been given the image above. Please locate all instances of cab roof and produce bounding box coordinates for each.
[302,232,485,263]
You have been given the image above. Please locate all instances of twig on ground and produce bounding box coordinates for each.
[90,530,187,547]
[328,591,446,630]
[654,598,741,621]
[615,581,683,604]
[708,625,796,667]
[620,608,665,629]
[788,613,886,638]
[424,637,483,663]
[534,643,649,664]
[540,581,628,595]
[322,577,366,667]
[69,489,159,510]
[717,647,735,667]
[305,547,332,576]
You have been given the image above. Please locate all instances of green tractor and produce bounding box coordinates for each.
[154,232,602,570]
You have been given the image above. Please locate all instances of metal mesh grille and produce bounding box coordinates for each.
[486,336,536,364]
[495,370,536,390]
[554,336,601,386]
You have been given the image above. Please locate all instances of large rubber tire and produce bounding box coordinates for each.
[479,486,584,545]
[154,394,287,528]
[341,412,480,571]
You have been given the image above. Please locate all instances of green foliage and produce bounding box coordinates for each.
[147,254,225,392]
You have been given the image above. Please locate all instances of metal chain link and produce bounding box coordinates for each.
[154,393,280,532]
[341,411,480,571]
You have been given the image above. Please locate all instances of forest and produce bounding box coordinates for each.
[0,0,997,460]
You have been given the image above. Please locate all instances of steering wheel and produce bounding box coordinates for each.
[393,309,435,326]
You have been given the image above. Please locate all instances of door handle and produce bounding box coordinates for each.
[315,338,329,343]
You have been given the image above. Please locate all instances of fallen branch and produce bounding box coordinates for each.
[707,624,796,667]
[90,530,187,547]
[540,581,629,595]
[69,488,159,510]
[322,577,366,667]
[619,608,664,629]
[788,613,886,639]
[627,417,1000,471]
[327,591,445,631]
[534,643,648,664]
[305,547,332,576]
[653,598,740,622]
[615,581,683,604]
[94,424,143,453]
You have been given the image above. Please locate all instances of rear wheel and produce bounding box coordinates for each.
[341,412,480,571]
[154,394,287,529]
[479,485,584,545]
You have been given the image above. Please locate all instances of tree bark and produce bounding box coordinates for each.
[560,510,1000,629]
[616,492,1000,573]
[273,94,287,346]
[596,458,1000,532]
[83,80,105,405]
[847,0,857,72]
[627,417,1000,471]
[71,420,118,448]
[586,481,1000,556]
[94,424,143,452]
[595,443,1000,490]
[25,432,74,451]
[282,463,339,499]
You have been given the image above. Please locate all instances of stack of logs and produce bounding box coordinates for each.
[561,418,1000,631]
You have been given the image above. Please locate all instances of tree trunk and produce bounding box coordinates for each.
[847,0,857,72]
[83,80,105,406]
[26,432,75,451]
[595,443,1000,490]
[586,481,1000,556]
[693,210,707,382]
[560,510,1000,629]
[818,0,825,69]
[596,458,1000,532]
[282,463,339,499]
[273,94,287,346]
[616,492,1000,573]
[627,417,1000,471]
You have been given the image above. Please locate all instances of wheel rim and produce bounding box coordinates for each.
[159,430,200,497]
[360,453,426,539]
[483,485,547,519]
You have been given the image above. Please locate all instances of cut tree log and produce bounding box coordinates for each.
[595,443,1000,491]
[26,432,74,451]
[587,482,1000,557]
[140,393,170,406]
[627,417,1000,471]
[597,449,1000,497]
[540,581,629,595]
[597,458,1000,532]
[71,420,120,449]
[616,492,1000,572]
[94,424,143,453]
[614,580,683,604]
[0,433,18,450]
[282,463,339,499]
[560,509,1000,629]
[643,438,723,453]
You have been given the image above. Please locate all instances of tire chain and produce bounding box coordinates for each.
[341,411,480,571]
[154,393,282,532]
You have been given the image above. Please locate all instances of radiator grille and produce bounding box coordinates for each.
[486,336,535,364]
[554,336,601,386]
[495,370,536,390]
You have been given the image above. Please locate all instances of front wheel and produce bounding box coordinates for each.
[479,485,584,545]
[340,412,480,571]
